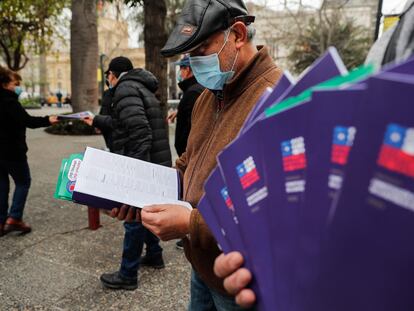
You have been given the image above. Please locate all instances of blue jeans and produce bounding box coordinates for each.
[189,270,257,311]
[0,160,31,224]
[119,221,162,280]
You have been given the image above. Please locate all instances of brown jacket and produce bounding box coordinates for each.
[176,46,282,294]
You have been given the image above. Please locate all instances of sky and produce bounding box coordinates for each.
[127,0,408,48]
[251,0,408,14]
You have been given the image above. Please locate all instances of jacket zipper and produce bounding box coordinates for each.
[184,98,224,202]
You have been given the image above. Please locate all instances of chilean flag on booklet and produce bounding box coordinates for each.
[331,126,356,165]
[281,136,307,171]
[220,187,234,210]
[236,156,261,189]
[377,123,414,178]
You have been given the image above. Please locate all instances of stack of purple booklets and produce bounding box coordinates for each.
[199,48,414,311]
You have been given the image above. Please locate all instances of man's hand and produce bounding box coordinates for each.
[167,111,177,123]
[141,204,191,241]
[82,116,94,126]
[49,115,59,124]
[214,252,256,308]
[110,204,140,222]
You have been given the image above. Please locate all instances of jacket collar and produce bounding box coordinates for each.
[178,76,199,92]
[0,87,18,99]
[220,46,277,102]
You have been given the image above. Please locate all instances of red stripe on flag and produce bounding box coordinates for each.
[331,144,351,165]
[283,153,307,171]
[377,145,414,178]
[240,168,260,189]
[225,198,233,209]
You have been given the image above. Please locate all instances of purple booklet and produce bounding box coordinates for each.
[196,194,231,253]
[307,74,414,311]
[217,125,277,310]
[273,47,347,104]
[254,100,312,310]
[379,55,414,75]
[204,168,265,310]
[241,72,294,134]
[290,86,367,310]
[204,168,247,255]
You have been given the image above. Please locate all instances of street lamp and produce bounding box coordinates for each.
[99,53,107,101]
[374,0,384,40]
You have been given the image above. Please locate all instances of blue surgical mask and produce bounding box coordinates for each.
[177,74,183,83]
[14,86,23,96]
[189,29,239,91]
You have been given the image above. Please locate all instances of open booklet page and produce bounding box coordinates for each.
[74,147,192,209]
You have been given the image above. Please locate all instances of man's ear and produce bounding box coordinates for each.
[231,21,248,49]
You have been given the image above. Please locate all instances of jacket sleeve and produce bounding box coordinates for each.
[188,207,220,256]
[93,114,113,132]
[117,89,152,161]
[175,151,188,178]
[7,99,50,129]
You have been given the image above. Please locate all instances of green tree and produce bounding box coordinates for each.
[0,0,67,71]
[124,0,185,116]
[288,9,372,74]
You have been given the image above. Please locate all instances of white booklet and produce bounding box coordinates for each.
[73,147,192,209]
[57,111,94,120]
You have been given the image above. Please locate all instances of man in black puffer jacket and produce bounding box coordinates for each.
[84,56,172,290]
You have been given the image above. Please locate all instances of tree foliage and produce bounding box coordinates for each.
[0,0,68,71]
[287,9,372,74]
[120,0,185,115]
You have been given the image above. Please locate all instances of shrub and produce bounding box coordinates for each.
[20,97,41,109]
[45,119,98,135]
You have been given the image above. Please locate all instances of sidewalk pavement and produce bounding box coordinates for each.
[0,107,189,310]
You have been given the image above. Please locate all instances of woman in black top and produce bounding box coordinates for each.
[0,66,58,236]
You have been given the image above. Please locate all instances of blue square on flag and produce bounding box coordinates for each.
[333,126,349,145]
[237,163,246,178]
[384,123,405,148]
[221,188,228,199]
[281,141,292,157]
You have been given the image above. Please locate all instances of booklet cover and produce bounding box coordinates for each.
[203,167,266,310]
[54,153,84,201]
[217,124,278,310]
[196,194,231,253]
[255,100,312,310]
[290,86,367,311]
[57,111,94,120]
[265,47,348,116]
[241,71,294,134]
[307,75,414,311]
[204,168,247,256]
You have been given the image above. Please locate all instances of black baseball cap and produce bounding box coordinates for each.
[105,56,133,74]
[161,0,255,57]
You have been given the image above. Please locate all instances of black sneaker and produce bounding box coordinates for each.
[100,271,137,290]
[175,239,184,250]
[139,253,165,269]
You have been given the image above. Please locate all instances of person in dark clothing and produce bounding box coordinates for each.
[168,55,205,157]
[56,90,63,108]
[63,94,71,107]
[0,67,58,237]
[168,55,204,250]
[96,89,113,150]
[83,56,172,290]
